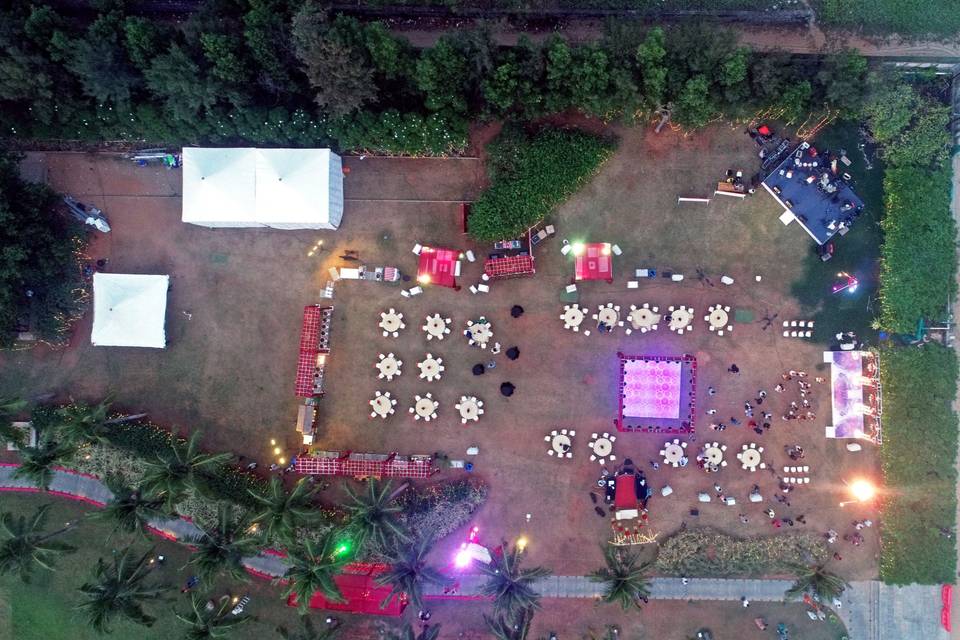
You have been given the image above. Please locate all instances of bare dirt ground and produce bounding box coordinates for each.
[2,124,880,636]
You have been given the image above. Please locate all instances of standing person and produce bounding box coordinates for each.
[728,364,740,374]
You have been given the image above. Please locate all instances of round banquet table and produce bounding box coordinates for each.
[708,307,729,329]
[414,397,436,419]
[740,449,762,468]
[597,307,619,326]
[424,315,447,338]
[377,355,399,377]
[418,357,441,379]
[629,307,659,329]
[551,434,571,455]
[703,446,723,465]
[669,308,692,331]
[380,312,402,333]
[468,322,493,344]
[370,395,391,417]
[592,437,613,457]
[458,398,480,421]
[562,307,585,328]
[664,443,684,464]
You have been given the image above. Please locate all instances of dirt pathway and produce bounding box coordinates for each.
[393,21,960,59]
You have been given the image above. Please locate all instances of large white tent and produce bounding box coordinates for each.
[91,273,169,348]
[181,148,344,230]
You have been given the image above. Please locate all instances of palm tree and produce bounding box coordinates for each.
[76,547,170,632]
[89,474,169,537]
[249,477,321,544]
[341,478,409,551]
[276,615,340,640]
[786,563,849,601]
[0,396,28,448]
[281,530,348,613]
[54,399,112,446]
[140,431,232,509]
[186,504,262,585]
[484,608,534,640]
[380,622,441,640]
[590,545,652,610]
[479,544,550,620]
[13,435,75,489]
[0,503,77,582]
[375,535,449,610]
[175,594,251,639]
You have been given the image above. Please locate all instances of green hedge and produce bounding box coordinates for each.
[879,344,958,584]
[655,528,828,576]
[468,126,616,242]
[878,165,956,334]
[813,0,960,37]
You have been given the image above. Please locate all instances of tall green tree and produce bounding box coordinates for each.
[145,43,218,123]
[863,79,919,145]
[342,478,409,551]
[122,16,163,72]
[14,434,75,489]
[140,431,231,509]
[243,0,296,95]
[291,1,375,117]
[786,563,849,601]
[76,547,170,633]
[483,608,534,640]
[884,98,951,169]
[282,531,348,613]
[416,37,469,116]
[0,503,76,583]
[816,50,868,113]
[54,399,113,446]
[478,544,550,620]
[200,33,250,86]
[589,545,652,610]
[249,476,322,544]
[186,504,262,585]
[375,535,449,610]
[674,75,716,128]
[176,593,251,639]
[0,396,28,448]
[90,474,168,537]
[636,27,667,110]
[57,11,140,109]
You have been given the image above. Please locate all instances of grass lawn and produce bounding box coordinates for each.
[812,0,960,37]
[790,120,884,343]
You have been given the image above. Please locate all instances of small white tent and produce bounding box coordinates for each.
[91,273,169,348]
[181,148,344,230]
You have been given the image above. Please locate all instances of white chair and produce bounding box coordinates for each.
[720,275,734,285]
[611,244,623,256]
[409,287,423,296]
[560,244,572,256]
[478,284,490,293]
[465,250,476,262]
[628,281,639,289]
[401,290,410,298]
[470,285,478,294]
[412,244,423,255]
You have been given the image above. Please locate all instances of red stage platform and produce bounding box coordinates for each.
[295,305,332,398]
[417,247,461,288]
[295,451,436,479]
[484,254,535,280]
[574,243,613,283]
[287,563,406,616]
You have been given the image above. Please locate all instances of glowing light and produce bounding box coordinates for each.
[517,536,528,551]
[278,457,287,465]
[454,547,471,568]
[333,540,351,557]
[232,596,240,604]
[417,274,431,284]
[273,446,282,455]
[571,242,585,256]
[601,244,611,256]
[270,439,276,446]
[849,479,876,502]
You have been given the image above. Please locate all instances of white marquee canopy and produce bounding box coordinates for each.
[181,148,344,230]
[91,273,169,348]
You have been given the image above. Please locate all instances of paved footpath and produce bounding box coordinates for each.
[0,465,947,639]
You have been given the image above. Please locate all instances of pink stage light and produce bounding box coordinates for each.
[621,359,682,419]
[454,547,471,568]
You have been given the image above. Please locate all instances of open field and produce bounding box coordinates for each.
[1,123,882,635]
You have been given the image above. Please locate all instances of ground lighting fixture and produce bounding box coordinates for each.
[571,242,585,256]
[840,478,876,507]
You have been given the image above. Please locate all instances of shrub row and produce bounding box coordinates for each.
[655,528,828,576]
[878,344,958,584]
[468,125,616,241]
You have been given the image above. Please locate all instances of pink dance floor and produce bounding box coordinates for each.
[622,359,682,419]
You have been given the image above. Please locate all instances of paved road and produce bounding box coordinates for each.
[1,464,950,639]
